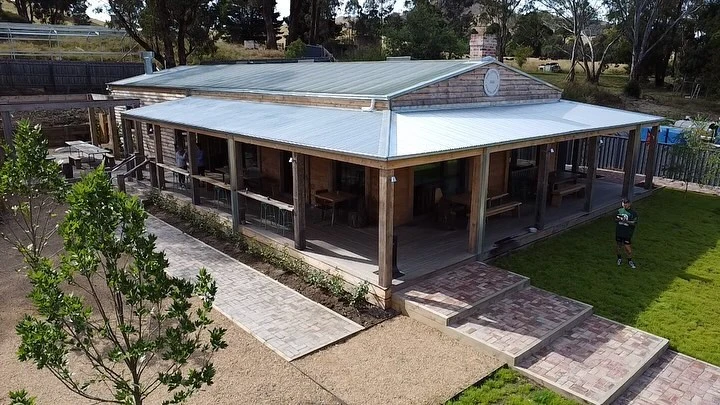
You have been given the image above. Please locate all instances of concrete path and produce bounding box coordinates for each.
[147,215,363,361]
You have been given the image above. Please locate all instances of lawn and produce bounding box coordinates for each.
[447,367,578,405]
[494,189,720,366]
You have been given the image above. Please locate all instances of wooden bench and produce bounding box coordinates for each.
[551,183,586,207]
[487,201,522,217]
[69,155,82,169]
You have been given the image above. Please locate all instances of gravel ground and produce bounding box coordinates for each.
[0,216,340,405]
[295,316,503,405]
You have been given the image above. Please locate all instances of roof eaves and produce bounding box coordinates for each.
[384,60,490,99]
[108,83,390,101]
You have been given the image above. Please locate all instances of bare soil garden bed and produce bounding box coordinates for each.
[146,205,397,328]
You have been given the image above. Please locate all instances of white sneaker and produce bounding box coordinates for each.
[629,260,637,269]
[617,258,623,266]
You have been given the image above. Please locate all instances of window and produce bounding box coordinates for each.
[336,162,364,194]
[242,143,259,169]
[512,146,537,169]
[173,129,187,151]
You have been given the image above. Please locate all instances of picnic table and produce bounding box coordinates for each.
[66,140,109,162]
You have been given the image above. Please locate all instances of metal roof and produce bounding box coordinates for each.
[122,97,388,158]
[122,97,664,160]
[109,59,495,99]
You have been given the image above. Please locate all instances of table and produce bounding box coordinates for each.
[447,193,470,208]
[66,140,109,162]
[239,189,294,235]
[314,190,357,226]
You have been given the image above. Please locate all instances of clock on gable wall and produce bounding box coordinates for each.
[483,68,501,97]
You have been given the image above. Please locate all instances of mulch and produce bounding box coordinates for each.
[146,206,397,328]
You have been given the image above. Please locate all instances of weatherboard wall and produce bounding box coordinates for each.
[391,64,561,108]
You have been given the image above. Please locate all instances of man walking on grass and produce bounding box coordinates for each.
[615,197,638,269]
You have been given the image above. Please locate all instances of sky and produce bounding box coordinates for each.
[87,0,405,22]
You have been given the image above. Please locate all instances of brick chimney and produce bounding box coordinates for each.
[470,26,497,59]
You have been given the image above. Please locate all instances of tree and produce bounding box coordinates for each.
[513,10,555,57]
[476,0,524,60]
[32,0,89,24]
[0,120,67,267]
[384,0,467,59]
[605,0,702,82]
[15,168,227,404]
[9,0,35,21]
[287,0,341,44]
[285,38,306,57]
[666,118,720,191]
[579,26,623,83]
[679,1,720,95]
[107,0,216,67]
[218,0,267,43]
[539,0,598,82]
[217,0,281,45]
[261,0,279,49]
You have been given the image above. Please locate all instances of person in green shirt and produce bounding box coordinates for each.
[615,197,638,269]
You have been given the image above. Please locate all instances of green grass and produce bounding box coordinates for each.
[494,189,720,366]
[447,368,579,405]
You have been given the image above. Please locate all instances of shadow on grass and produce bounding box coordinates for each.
[492,189,720,365]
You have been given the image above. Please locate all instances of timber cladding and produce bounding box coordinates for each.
[390,65,561,108]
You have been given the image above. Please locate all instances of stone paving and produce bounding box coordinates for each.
[516,315,668,405]
[616,351,720,404]
[146,215,363,361]
[451,286,592,364]
[394,262,528,323]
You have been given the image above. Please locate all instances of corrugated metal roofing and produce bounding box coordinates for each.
[122,97,663,160]
[109,59,494,99]
[389,101,663,157]
[122,97,388,158]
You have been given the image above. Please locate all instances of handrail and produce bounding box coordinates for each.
[123,159,150,178]
[109,153,137,174]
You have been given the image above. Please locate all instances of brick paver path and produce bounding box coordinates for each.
[616,350,720,404]
[147,216,363,361]
[517,315,668,405]
[452,286,591,364]
[395,262,528,322]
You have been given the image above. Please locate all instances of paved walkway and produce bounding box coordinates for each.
[147,215,363,361]
[394,261,720,405]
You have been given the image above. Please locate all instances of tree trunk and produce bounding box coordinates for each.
[177,22,187,65]
[263,0,278,49]
[288,0,304,43]
[156,0,177,68]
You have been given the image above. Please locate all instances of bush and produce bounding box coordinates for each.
[513,46,533,69]
[563,82,624,107]
[285,39,306,59]
[623,79,642,98]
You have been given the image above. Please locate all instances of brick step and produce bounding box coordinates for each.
[392,262,529,327]
[615,350,720,404]
[448,286,593,366]
[515,315,669,405]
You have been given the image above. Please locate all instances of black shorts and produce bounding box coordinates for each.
[616,236,632,245]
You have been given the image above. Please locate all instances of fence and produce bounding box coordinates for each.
[0,59,144,94]
[567,135,720,187]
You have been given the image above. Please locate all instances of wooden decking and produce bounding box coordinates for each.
[141,171,653,289]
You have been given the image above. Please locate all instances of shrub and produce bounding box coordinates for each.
[146,191,371,307]
[513,46,533,69]
[623,79,642,98]
[285,39,306,59]
[563,82,624,108]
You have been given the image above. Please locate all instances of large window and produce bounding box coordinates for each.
[336,162,365,195]
[242,143,259,169]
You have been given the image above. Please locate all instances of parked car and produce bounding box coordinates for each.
[537,62,561,73]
